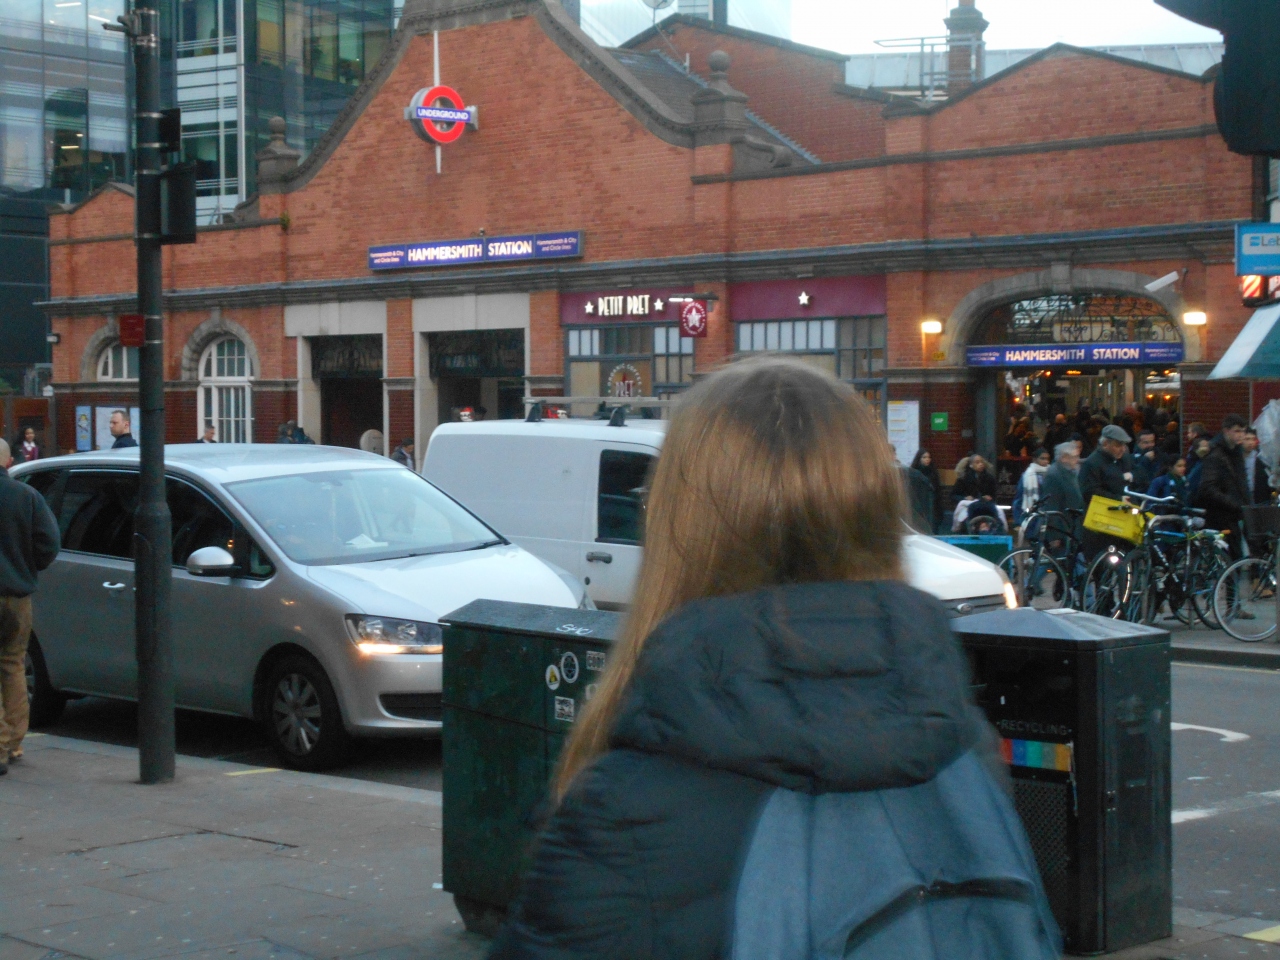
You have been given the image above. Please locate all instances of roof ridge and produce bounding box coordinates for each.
[648,49,821,164]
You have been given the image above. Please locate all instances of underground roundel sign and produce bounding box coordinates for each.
[408,85,470,145]
[679,299,708,338]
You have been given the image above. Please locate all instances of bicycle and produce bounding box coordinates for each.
[1082,490,1227,626]
[1213,533,1277,641]
[998,506,1085,610]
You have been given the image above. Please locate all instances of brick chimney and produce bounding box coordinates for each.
[944,0,987,95]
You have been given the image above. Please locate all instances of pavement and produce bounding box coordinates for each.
[1,733,1279,960]
[0,734,485,960]
[1170,627,1280,670]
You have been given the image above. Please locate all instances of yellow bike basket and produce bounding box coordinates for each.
[1083,496,1145,544]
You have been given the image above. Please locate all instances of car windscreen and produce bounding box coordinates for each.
[225,468,501,565]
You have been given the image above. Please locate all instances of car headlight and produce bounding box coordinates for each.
[1003,582,1019,609]
[345,615,443,655]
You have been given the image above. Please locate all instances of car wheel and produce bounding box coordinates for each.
[262,654,350,771]
[25,637,66,727]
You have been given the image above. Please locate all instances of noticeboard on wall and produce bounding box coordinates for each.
[887,400,920,466]
[93,406,141,450]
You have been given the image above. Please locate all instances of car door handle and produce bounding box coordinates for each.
[586,552,613,564]
[102,581,127,591]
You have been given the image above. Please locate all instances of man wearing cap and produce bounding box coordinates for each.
[1078,423,1137,562]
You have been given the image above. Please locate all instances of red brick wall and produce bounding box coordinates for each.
[253,390,296,443]
[387,389,414,448]
[632,25,886,163]
[891,380,974,471]
[1183,380,1251,438]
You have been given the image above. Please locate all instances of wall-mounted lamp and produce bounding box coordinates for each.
[920,319,943,335]
[1183,311,1207,327]
[46,333,61,344]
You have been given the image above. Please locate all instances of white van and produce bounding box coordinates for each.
[424,418,1013,614]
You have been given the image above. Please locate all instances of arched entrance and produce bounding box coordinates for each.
[945,268,1192,472]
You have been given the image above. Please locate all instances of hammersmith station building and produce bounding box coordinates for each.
[42,0,1269,470]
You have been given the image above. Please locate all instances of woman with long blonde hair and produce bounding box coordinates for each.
[490,357,1059,960]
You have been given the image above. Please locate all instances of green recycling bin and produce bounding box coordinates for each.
[439,599,623,934]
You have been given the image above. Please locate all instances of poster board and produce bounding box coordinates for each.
[887,400,920,466]
[94,406,141,450]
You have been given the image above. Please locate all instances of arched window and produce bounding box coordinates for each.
[198,337,253,442]
[97,342,139,380]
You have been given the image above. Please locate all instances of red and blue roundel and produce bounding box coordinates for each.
[408,85,469,145]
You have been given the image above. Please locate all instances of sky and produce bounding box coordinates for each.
[790,0,1223,55]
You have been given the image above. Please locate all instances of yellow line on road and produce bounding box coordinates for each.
[224,768,280,777]
[1245,925,1280,943]
[1174,662,1280,676]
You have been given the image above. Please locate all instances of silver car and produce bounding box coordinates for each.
[15,445,584,770]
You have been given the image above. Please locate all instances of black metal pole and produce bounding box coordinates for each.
[131,1,174,784]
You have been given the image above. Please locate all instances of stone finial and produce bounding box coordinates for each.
[693,50,748,146]
[256,116,302,186]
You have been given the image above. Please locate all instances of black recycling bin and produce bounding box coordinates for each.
[439,599,622,934]
[952,607,1171,956]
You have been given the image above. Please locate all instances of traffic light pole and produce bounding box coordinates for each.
[110,4,175,784]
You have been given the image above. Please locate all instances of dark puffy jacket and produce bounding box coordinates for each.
[953,466,997,503]
[1193,434,1248,530]
[489,582,1056,960]
[0,468,60,597]
[1077,448,1132,508]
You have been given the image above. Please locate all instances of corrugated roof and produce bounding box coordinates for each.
[845,42,1223,93]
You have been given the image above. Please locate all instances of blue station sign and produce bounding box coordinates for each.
[1236,222,1280,276]
[368,231,582,271]
[966,342,1185,367]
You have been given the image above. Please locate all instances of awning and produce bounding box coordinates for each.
[1209,303,1280,380]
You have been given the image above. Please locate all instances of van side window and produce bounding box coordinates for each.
[597,451,654,545]
[61,472,140,559]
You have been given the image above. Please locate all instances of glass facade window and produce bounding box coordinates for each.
[567,324,694,401]
[1,0,129,201]
[97,342,138,380]
[198,336,252,441]
[736,316,887,415]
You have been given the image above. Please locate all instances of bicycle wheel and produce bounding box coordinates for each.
[1191,544,1231,629]
[1213,557,1277,642]
[999,549,1070,610]
[1083,547,1129,619]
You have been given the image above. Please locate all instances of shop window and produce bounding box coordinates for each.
[735,317,887,416]
[198,337,253,442]
[97,342,139,380]
[567,325,694,400]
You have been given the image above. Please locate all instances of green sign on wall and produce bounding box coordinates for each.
[931,412,949,431]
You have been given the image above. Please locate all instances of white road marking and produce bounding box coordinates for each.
[1171,722,1251,742]
[1173,789,1280,824]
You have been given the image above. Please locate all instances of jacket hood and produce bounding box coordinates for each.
[610,581,980,794]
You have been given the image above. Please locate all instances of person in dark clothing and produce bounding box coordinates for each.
[391,438,415,470]
[910,448,943,533]
[1131,428,1165,492]
[0,439,60,774]
[1043,413,1072,453]
[1243,428,1270,505]
[1184,421,1211,471]
[952,452,1002,530]
[108,409,137,449]
[1162,420,1181,458]
[490,357,1060,960]
[1078,423,1136,560]
[276,423,295,444]
[13,427,40,463]
[289,420,316,444]
[1038,442,1084,545]
[1193,415,1250,559]
[1148,457,1188,505]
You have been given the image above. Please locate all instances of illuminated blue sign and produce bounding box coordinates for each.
[368,231,582,271]
[966,343,1185,367]
[1237,222,1280,276]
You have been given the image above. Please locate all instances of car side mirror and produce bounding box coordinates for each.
[186,545,238,577]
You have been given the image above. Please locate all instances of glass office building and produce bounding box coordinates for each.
[176,0,395,223]
[580,0,791,50]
